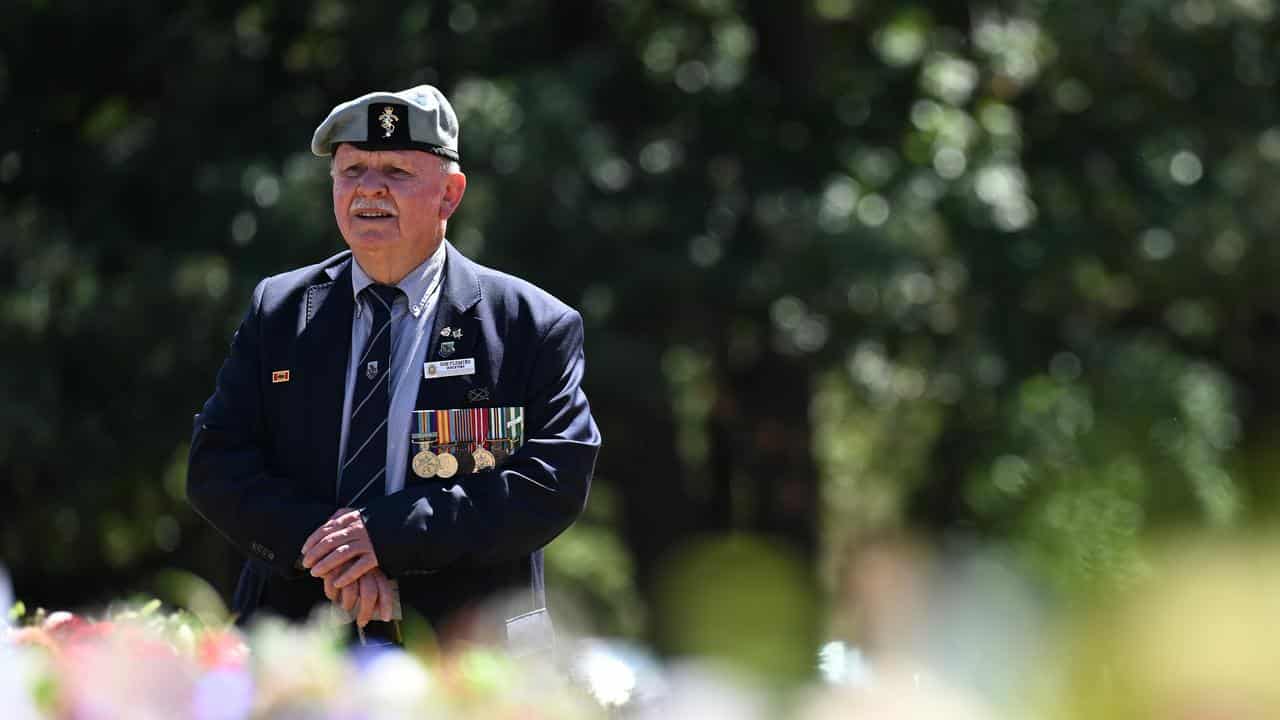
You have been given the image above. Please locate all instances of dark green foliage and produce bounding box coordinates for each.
[5,0,1280,640]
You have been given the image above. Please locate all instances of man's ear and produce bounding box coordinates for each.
[440,171,467,220]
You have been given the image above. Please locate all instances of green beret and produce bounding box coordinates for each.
[310,84,459,161]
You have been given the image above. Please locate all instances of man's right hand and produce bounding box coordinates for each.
[323,564,395,626]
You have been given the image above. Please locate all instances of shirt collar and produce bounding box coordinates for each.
[350,241,448,318]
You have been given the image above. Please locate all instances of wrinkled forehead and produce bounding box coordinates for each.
[332,143,442,169]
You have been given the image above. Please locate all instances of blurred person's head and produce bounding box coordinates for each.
[838,530,933,658]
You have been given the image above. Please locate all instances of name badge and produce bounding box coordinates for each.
[424,358,475,379]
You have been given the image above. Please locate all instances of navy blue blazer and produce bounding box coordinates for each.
[188,243,601,632]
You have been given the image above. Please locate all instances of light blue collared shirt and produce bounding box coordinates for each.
[337,242,447,501]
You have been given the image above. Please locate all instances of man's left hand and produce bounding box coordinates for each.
[301,508,381,587]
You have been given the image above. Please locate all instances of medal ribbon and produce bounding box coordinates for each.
[474,408,488,450]
[411,410,428,451]
[507,406,524,447]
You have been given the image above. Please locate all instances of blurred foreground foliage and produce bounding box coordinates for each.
[5,0,1280,648]
[8,536,1280,719]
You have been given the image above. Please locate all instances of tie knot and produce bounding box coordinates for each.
[364,284,401,313]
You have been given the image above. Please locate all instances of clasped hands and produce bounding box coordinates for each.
[300,508,395,627]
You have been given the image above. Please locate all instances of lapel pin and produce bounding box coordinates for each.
[271,370,291,384]
[451,328,463,339]
[440,340,456,357]
[440,326,452,337]
[365,361,379,380]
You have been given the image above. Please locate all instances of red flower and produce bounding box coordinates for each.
[198,630,249,670]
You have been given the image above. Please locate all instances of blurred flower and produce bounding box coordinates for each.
[355,648,434,718]
[800,666,994,720]
[575,640,638,707]
[0,643,44,720]
[7,627,56,652]
[196,629,248,671]
[57,624,196,720]
[817,640,873,688]
[40,611,89,643]
[634,662,767,720]
[190,668,252,720]
[247,615,346,716]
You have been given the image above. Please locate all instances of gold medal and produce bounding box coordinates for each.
[436,451,459,479]
[456,450,476,475]
[473,447,496,471]
[412,449,439,479]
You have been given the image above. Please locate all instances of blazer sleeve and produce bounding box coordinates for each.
[187,278,336,578]
[361,307,601,576]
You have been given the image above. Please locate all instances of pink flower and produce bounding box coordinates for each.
[60,620,116,647]
[41,611,90,643]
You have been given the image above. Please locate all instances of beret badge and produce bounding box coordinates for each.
[378,106,399,139]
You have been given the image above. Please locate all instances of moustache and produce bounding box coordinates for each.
[351,198,396,212]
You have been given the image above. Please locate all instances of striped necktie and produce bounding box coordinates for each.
[338,283,401,507]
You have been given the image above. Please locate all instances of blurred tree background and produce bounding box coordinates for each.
[4,0,1280,651]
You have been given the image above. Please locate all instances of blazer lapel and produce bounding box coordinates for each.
[419,242,484,406]
[301,259,355,500]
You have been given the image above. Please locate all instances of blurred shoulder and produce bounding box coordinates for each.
[251,251,353,312]
[453,250,578,330]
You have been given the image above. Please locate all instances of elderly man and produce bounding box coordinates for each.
[188,85,601,647]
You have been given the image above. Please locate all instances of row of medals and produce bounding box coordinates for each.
[412,440,512,479]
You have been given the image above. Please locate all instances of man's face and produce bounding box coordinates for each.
[331,144,461,267]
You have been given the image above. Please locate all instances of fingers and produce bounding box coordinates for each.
[376,573,394,622]
[308,539,374,577]
[323,573,338,602]
[356,573,379,627]
[330,553,378,590]
[301,508,359,555]
[301,510,343,555]
[302,526,360,570]
[302,516,373,570]
[340,582,358,613]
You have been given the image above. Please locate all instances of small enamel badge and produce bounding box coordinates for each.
[271,370,291,384]
[439,340,456,357]
[378,106,399,138]
[450,328,463,339]
[365,361,379,380]
[440,326,452,337]
[467,388,490,403]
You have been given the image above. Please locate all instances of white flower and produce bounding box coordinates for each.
[358,649,435,717]
[580,645,637,707]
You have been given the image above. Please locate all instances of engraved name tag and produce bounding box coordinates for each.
[424,358,476,379]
